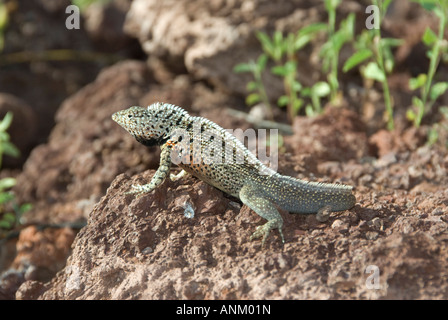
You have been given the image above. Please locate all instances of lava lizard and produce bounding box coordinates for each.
[112,102,356,246]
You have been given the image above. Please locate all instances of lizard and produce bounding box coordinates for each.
[112,102,356,246]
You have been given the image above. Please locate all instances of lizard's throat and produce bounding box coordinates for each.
[135,135,168,147]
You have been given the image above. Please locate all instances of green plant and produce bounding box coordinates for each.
[0,111,19,167]
[343,0,401,130]
[234,54,273,119]
[0,112,31,231]
[235,26,327,121]
[407,0,448,128]
[238,3,355,121]
[256,25,327,120]
[302,81,332,116]
[320,0,355,104]
[271,60,304,120]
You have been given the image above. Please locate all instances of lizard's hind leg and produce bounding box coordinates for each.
[239,184,285,247]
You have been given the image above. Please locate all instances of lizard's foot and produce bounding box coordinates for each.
[125,184,153,198]
[250,219,285,247]
[170,169,188,181]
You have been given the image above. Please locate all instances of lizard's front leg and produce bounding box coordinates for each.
[126,142,174,198]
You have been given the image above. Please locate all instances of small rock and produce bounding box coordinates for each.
[431,207,445,216]
[331,219,349,233]
[365,231,379,240]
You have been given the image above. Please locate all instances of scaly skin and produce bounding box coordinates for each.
[112,102,356,246]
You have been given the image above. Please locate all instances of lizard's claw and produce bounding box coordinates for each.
[250,220,285,247]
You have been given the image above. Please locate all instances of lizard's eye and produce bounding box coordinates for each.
[128,114,133,118]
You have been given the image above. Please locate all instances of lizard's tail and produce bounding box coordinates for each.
[260,173,356,214]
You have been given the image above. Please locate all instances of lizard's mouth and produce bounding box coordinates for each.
[136,135,168,147]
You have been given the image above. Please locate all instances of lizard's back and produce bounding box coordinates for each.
[173,114,355,213]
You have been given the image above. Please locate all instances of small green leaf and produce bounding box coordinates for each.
[2,212,15,224]
[312,82,331,97]
[433,6,446,20]
[273,30,283,46]
[330,29,349,52]
[294,34,312,51]
[412,96,424,108]
[256,31,273,52]
[0,3,8,30]
[382,0,393,15]
[416,1,436,12]
[246,81,259,92]
[277,95,289,107]
[301,87,312,97]
[256,54,268,71]
[409,74,427,90]
[363,62,386,82]
[324,0,341,11]
[422,27,438,46]
[292,98,304,112]
[0,220,12,229]
[381,37,404,48]
[406,109,416,121]
[19,203,32,214]
[271,65,287,76]
[246,93,260,106]
[0,191,14,204]
[292,80,302,92]
[340,13,356,37]
[2,141,20,158]
[233,62,253,73]
[430,82,448,101]
[427,126,439,146]
[305,104,315,117]
[0,131,9,141]
[284,61,297,74]
[343,48,373,72]
[0,112,13,132]
[0,177,16,190]
[384,59,394,74]
[297,23,328,37]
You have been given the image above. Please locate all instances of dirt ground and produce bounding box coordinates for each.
[0,0,447,299]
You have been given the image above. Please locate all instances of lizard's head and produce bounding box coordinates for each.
[112,102,189,147]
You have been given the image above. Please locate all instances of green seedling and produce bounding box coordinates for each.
[257,25,327,120]
[0,112,31,231]
[234,54,273,119]
[302,82,331,116]
[343,0,401,130]
[407,0,448,128]
[320,0,355,104]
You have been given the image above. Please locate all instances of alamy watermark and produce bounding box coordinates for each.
[168,122,279,174]
[365,5,380,30]
[365,265,380,289]
[65,5,80,30]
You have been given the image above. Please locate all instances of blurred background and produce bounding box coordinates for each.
[0,0,447,299]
